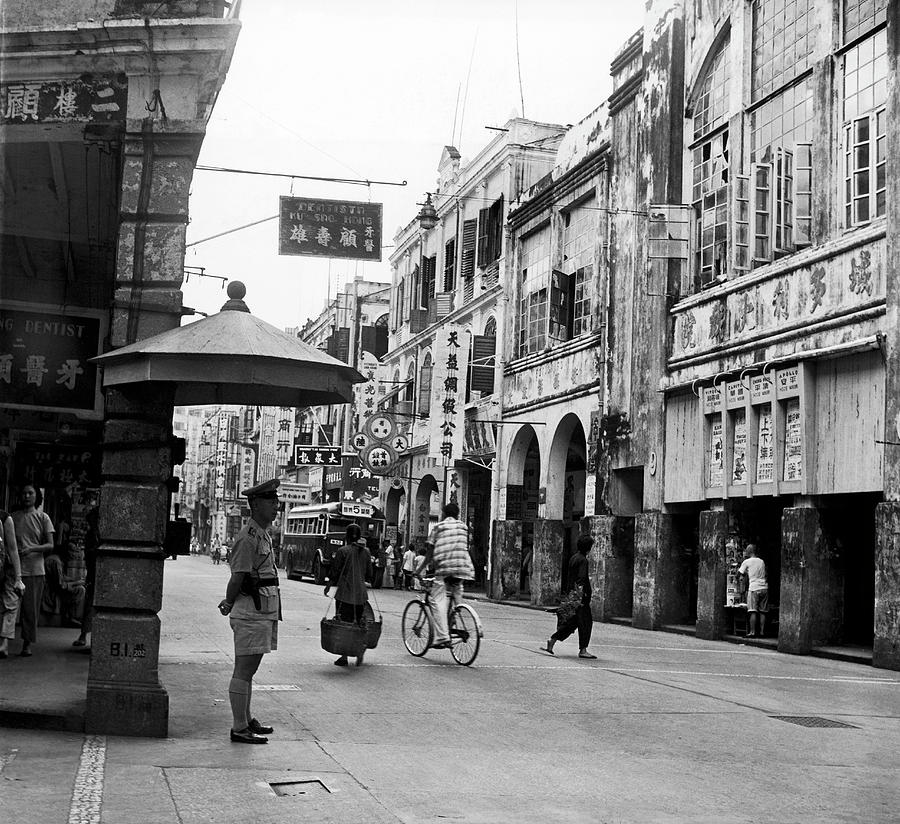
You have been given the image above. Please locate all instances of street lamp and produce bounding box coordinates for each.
[416,192,439,230]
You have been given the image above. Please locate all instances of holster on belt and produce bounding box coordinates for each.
[239,575,280,611]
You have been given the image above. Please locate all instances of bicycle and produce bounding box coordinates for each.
[401,576,483,665]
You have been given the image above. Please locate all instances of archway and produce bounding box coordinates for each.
[505,425,541,596]
[547,413,587,592]
[412,473,440,549]
[385,481,406,549]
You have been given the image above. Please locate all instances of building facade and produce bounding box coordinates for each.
[0,0,239,733]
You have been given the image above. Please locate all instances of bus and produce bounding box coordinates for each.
[282,501,385,584]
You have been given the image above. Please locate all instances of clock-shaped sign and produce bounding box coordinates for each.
[360,442,397,475]
[350,431,370,452]
[391,434,409,453]
[365,413,396,441]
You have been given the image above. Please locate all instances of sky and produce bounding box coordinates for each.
[182,0,647,330]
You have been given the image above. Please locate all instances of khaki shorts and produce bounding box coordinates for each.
[747,589,769,613]
[230,616,278,655]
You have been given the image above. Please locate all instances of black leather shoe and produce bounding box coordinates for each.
[230,728,268,744]
[248,718,274,735]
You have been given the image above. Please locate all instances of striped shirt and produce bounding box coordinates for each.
[427,517,474,580]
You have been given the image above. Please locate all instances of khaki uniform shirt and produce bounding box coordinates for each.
[228,518,279,620]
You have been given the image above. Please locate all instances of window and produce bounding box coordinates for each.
[843,29,887,226]
[692,130,729,288]
[477,195,504,268]
[517,228,550,356]
[693,40,729,141]
[843,0,888,43]
[563,202,595,337]
[750,77,813,162]
[404,363,415,404]
[420,255,436,307]
[751,0,816,102]
[443,237,456,292]
[460,218,477,302]
[418,352,432,417]
[396,277,405,326]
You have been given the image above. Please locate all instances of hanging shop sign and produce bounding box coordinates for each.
[294,445,342,466]
[783,399,803,481]
[1,75,127,125]
[708,419,724,487]
[278,196,382,261]
[429,323,467,462]
[756,404,774,483]
[0,302,105,417]
[731,411,747,484]
[354,350,387,425]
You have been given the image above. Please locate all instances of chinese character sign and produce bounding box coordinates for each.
[279,197,382,262]
[429,324,467,462]
[354,350,386,425]
[0,304,104,415]
[1,76,126,126]
[294,446,342,467]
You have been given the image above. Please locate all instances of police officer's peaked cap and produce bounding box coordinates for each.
[241,478,281,500]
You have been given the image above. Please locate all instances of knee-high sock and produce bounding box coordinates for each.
[229,677,250,731]
[246,679,252,721]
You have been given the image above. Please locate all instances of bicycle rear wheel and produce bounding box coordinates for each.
[449,603,481,665]
[402,600,433,656]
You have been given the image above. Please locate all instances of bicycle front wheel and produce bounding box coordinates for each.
[449,603,481,665]
[402,600,433,656]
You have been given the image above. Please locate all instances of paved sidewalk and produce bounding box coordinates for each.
[2,556,899,823]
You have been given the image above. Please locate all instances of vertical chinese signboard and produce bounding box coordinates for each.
[278,197,382,261]
[429,324,466,462]
[355,350,386,428]
[0,302,105,418]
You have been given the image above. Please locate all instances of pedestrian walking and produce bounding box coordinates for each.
[381,540,395,589]
[217,479,282,745]
[542,535,597,659]
[401,543,415,589]
[12,485,55,658]
[324,524,372,667]
[738,543,769,638]
[0,507,26,659]
[415,502,475,648]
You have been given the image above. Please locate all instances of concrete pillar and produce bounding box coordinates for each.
[631,512,678,630]
[85,386,176,737]
[696,510,728,640]
[779,506,843,655]
[584,515,634,621]
[873,503,900,670]
[532,519,564,606]
[491,520,522,601]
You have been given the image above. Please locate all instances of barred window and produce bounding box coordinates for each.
[751,0,816,102]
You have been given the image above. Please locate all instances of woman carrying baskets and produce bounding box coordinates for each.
[324,524,372,667]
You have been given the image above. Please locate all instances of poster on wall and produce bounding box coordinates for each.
[756,404,774,483]
[731,412,747,484]
[708,420,724,487]
[783,399,802,481]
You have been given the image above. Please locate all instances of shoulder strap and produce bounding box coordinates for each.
[0,510,8,524]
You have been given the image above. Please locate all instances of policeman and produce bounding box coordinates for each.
[218,478,281,744]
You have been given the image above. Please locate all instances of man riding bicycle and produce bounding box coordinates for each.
[415,502,474,649]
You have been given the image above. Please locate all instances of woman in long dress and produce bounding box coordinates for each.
[324,524,372,666]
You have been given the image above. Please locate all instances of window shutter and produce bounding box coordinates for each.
[751,162,773,265]
[443,237,456,292]
[470,335,496,394]
[793,142,812,247]
[417,364,432,417]
[476,206,490,267]
[733,175,751,273]
[461,219,477,280]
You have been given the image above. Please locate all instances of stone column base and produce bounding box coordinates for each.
[875,502,900,671]
[696,510,728,640]
[491,520,522,601]
[86,680,169,738]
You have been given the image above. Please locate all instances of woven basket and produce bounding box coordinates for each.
[320,617,367,657]
[365,618,383,649]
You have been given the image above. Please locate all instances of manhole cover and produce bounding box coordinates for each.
[269,779,330,797]
[770,715,858,728]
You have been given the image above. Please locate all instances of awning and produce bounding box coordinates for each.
[91,282,364,407]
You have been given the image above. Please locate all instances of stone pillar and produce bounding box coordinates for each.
[85,386,176,737]
[874,503,900,670]
[631,512,678,630]
[532,519,564,606]
[584,515,634,621]
[491,520,522,601]
[696,509,728,640]
[779,507,843,655]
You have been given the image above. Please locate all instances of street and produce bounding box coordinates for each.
[2,554,899,824]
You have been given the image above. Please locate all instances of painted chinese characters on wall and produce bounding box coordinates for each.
[708,419,724,487]
[783,399,803,481]
[756,404,774,483]
[1,75,126,125]
[672,239,884,361]
[0,304,104,415]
